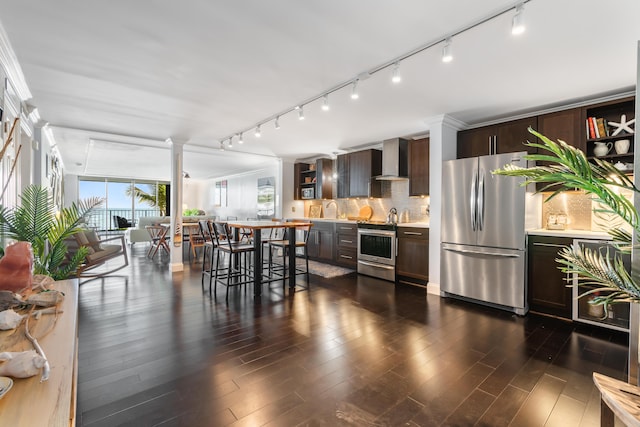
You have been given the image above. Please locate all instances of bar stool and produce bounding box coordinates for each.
[211,221,255,301]
[198,220,216,289]
[268,222,312,289]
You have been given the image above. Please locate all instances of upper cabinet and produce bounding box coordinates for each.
[294,158,333,200]
[336,149,382,198]
[583,96,635,173]
[457,116,538,158]
[408,137,429,196]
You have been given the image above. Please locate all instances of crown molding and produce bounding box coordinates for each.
[0,22,31,101]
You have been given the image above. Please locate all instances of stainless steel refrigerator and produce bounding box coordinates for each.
[440,151,527,315]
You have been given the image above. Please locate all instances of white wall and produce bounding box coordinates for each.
[202,161,281,220]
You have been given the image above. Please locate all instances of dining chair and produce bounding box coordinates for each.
[145,225,170,258]
[211,221,255,301]
[198,220,216,289]
[268,222,312,289]
[186,223,206,261]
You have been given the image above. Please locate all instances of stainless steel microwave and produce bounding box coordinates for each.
[301,187,315,199]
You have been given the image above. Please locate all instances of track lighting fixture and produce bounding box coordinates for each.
[182,171,190,179]
[322,95,330,111]
[350,80,359,100]
[391,62,401,84]
[511,4,525,35]
[442,38,453,63]
[217,2,530,147]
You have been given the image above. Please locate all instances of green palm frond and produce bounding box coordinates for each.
[493,127,639,310]
[0,185,103,279]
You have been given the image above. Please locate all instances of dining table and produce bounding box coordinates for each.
[226,220,312,298]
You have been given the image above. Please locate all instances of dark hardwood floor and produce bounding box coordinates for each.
[76,245,628,426]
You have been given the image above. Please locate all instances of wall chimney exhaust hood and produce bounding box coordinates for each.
[376,138,408,181]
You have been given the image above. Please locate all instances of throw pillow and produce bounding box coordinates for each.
[85,230,103,251]
[74,231,95,255]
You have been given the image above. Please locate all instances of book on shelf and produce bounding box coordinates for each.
[596,118,607,138]
[587,117,597,139]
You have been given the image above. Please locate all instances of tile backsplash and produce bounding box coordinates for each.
[541,191,592,230]
[305,180,430,223]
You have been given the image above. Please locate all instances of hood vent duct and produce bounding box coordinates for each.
[376,138,409,181]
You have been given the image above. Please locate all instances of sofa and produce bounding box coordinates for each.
[125,216,217,245]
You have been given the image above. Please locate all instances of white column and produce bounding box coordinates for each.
[168,138,185,272]
[424,114,466,295]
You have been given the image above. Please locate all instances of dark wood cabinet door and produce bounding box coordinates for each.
[348,149,382,198]
[408,138,429,196]
[495,116,538,154]
[538,108,585,151]
[315,158,333,200]
[527,236,573,318]
[396,228,429,285]
[457,126,494,158]
[317,229,334,261]
[293,163,305,200]
[536,108,585,191]
[337,154,350,198]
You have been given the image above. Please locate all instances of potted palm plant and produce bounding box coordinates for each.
[493,128,639,310]
[0,185,102,280]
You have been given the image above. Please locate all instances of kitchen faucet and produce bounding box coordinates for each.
[325,200,339,219]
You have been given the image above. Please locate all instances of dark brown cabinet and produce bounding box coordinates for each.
[335,223,357,268]
[294,158,333,200]
[396,227,429,287]
[307,221,334,262]
[527,235,573,319]
[457,116,538,158]
[536,107,585,191]
[408,138,429,196]
[583,96,635,173]
[336,149,382,198]
[336,154,350,199]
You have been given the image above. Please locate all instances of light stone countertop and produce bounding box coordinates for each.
[527,228,612,240]
[397,222,430,228]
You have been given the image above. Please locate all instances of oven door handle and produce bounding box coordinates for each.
[358,260,395,270]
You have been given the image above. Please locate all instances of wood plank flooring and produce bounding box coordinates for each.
[76,245,628,426]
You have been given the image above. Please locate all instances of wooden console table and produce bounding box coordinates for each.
[593,372,640,427]
[0,279,79,426]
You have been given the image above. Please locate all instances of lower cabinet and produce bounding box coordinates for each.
[307,221,335,262]
[527,235,573,319]
[335,223,357,268]
[396,227,429,287]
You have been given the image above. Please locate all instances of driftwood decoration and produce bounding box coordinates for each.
[0,117,19,163]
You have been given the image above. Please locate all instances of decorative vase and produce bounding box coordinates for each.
[615,139,630,154]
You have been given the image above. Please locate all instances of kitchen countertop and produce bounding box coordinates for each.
[527,228,612,240]
[293,218,429,228]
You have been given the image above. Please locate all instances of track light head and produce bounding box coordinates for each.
[298,105,305,120]
[511,4,525,35]
[391,62,401,84]
[219,141,225,151]
[442,38,453,63]
[255,125,261,137]
[275,116,280,129]
[351,80,359,100]
[238,133,244,144]
[322,95,330,111]
[228,137,233,148]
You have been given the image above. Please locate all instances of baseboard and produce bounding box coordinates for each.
[427,282,440,296]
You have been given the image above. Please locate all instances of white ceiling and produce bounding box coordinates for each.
[0,0,638,181]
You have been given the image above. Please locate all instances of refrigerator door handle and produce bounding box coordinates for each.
[443,247,521,258]
[478,169,485,231]
[470,168,477,231]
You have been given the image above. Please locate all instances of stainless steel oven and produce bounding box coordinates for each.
[357,223,397,281]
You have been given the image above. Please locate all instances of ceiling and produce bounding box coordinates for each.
[0,0,638,181]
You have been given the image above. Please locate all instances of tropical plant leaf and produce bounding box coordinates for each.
[493,128,640,309]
